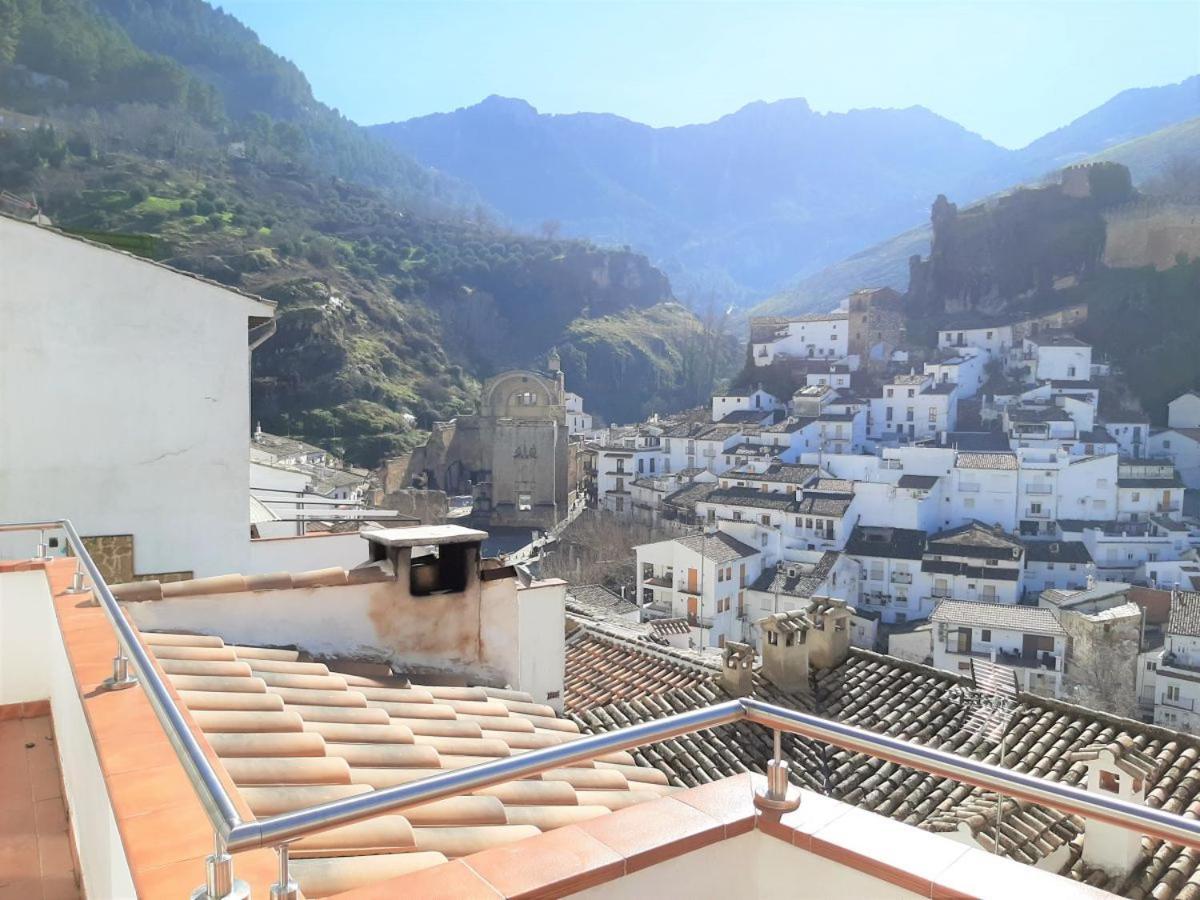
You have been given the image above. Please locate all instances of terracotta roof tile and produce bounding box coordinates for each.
[136,629,670,898]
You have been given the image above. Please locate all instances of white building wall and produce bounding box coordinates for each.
[0,217,274,578]
[1168,394,1200,429]
[1149,431,1200,490]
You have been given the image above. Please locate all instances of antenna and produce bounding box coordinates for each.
[953,658,1019,855]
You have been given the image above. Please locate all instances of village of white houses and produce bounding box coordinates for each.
[3,2,1200,898]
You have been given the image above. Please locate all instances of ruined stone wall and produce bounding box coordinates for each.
[1104,202,1200,271]
[377,490,450,526]
[489,420,568,529]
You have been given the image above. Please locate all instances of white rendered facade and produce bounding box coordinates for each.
[0,215,275,578]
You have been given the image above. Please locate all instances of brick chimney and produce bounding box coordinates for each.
[1068,738,1158,878]
[719,641,756,697]
[757,610,811,692]
[807,597,854,670]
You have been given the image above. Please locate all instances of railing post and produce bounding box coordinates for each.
[754,728,801,813]
[191,833,250,900]
[100,640,138,692]
[270,844,299,899]
[64,561,87,594]
[35,529,50,561]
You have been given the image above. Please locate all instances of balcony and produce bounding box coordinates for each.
[943,645,1060,670]
[890,572,912,585]
[1160,695,1197,712]
[687,614,715,629]
[643,575,673,588]
[1159,502,1181,513]
[1,521,1193,900]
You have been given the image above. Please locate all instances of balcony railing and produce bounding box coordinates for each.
[1160,695,1197,712]
[890,572,912,585]
[687,614,715,629]
[9,519,1200,897]
[643,576,673,588]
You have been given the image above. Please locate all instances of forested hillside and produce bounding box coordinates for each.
[0,0,730,463]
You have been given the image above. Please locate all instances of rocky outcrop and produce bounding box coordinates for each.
[906,163,1134,317]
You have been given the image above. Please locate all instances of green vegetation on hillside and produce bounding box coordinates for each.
[0,0,730,464]
[1074,260,1200,421]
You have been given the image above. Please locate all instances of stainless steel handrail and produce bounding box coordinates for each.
[9,519,1200,891]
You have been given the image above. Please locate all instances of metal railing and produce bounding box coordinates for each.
[10,519,1200,898]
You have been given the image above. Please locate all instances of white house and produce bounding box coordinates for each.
[868,373,958,442]
[1015,332,1093,383]
[931,600,1066,695]
[711,387,780,422]
[922,522,1025,606]
[1116,461,1186,522]
[944,452,1020,533]
[635,528,765,649]
[1102,420,1151,460]
[595,432,664,515]
[750,311,850,366]
[1168,392,1200,429]
[1148,428,1200,490]
[1059,519,1195,582]
[1022,540,1093,599]
[844,524,930,624]
[1150,590,1200,732]
[564,392,594,435]
[938,324,1014,359]
[0,214,276,580]
[924,348,989,400]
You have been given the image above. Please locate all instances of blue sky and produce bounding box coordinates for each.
[218,0,1199,149]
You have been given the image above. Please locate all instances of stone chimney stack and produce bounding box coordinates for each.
[807,598,854,670]
[758,610,811,692]
[1068,739,1157,878]
[719,641,756,697]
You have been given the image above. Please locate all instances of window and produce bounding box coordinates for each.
[982,584,996,601]
[1132,492,1141,502]
[886,388,894,398]
[638,458,644,473]
[981,629,992,642]
[907,389,915,398]
[929,407,938,422]
[1168,685,1181,701]
[906,408,914,422]
[615,497,624,512]
[518,493,532,511]
[718,568,726,583]
[886,407,894,422]
[761,514,771,526]
[616,459,625,473]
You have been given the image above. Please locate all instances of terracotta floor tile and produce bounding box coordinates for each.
[33,799,67,836]
[758,786,853,849]
[673,772,756,836]
[0,805,37,840]
[574,795,724,873]
[106,763,196,822]
[0,833,40,884]
[465,823,626,898]
[132,855,209,900]
[0,877,42,900]
[29,768,62,803]
[337,859,502,900]
[118,805,213,872]
[36,831,73,879]
[97,734,181,778]
[39,874,80,900]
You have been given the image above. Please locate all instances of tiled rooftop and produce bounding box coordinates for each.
[564,623,1200,898]
[139,629,673,897]
[931,599,1067,636]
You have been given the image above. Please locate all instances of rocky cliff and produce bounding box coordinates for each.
[906,162,1134,318]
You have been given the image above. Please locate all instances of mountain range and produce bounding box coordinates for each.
[371,76,1200,303]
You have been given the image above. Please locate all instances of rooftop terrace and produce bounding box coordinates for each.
[3,520,1200,899]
